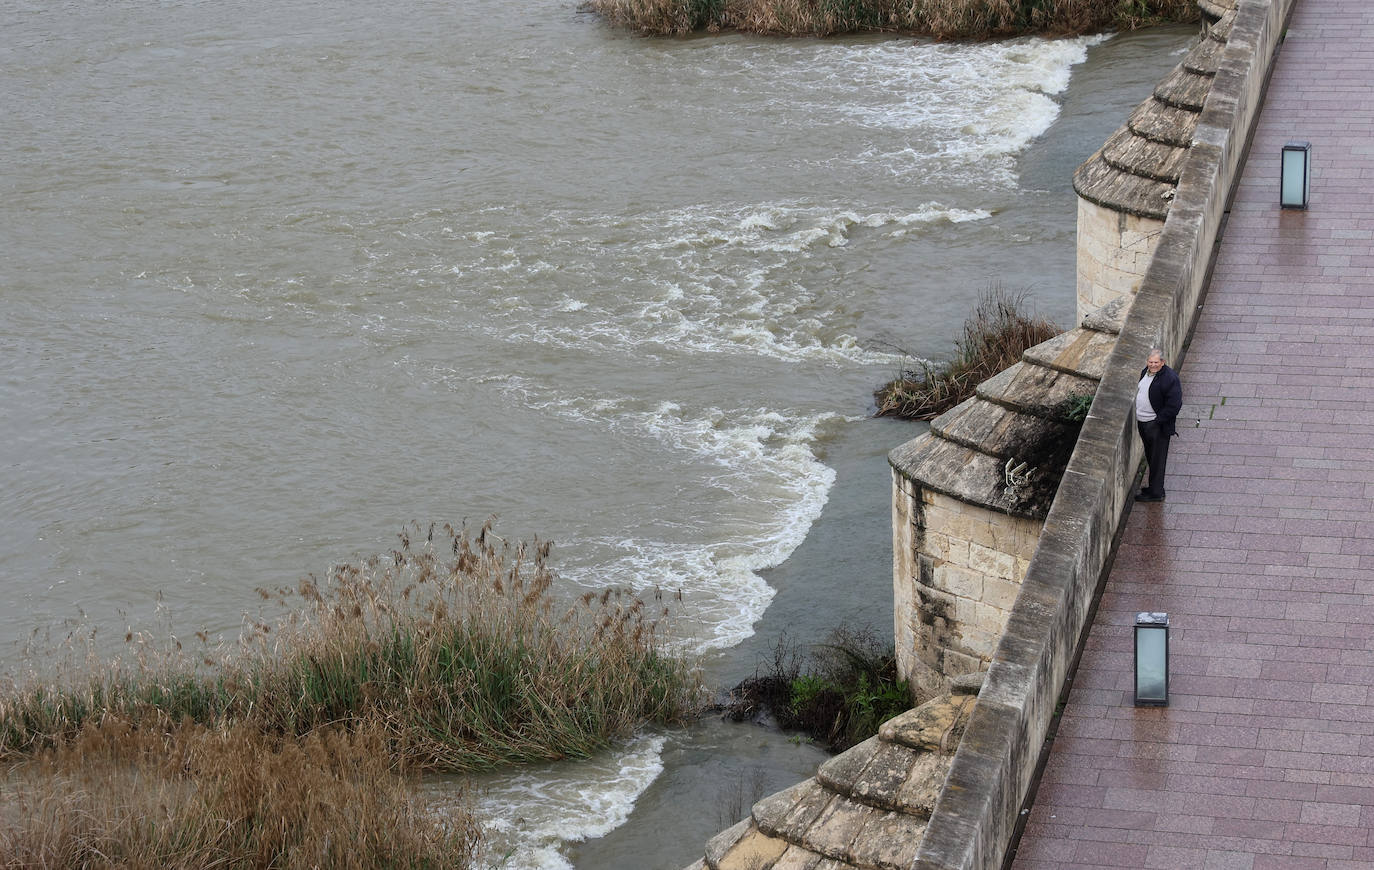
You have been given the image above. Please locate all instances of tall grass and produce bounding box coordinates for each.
[587,0,1197,38]
[0,719,481,869]
[0,521,703,866]
[874,287,1060,420]
[1,521,702,768]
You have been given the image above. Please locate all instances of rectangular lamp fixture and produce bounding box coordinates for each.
[1280,141,1311,209]
[1134,612,1169,707]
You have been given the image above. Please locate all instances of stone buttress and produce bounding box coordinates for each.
[1073,5,1235,319]
[888,298,1126,696]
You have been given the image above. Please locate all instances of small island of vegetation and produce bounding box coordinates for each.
[588,0,1198,39]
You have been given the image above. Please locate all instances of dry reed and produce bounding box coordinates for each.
[874,287,1060,420]
[1,718,480,869]
[2,520,702,769]
[587,0,1198,37]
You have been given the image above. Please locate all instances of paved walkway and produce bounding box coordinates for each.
[1012,2,1374,868]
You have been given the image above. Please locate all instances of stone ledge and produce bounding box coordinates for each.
[975,362,1097,419]
[889,433,1045,520]
[1101,124,1190,184]
[1020,328,1118,380]
[1127,98,1200,148]
[1153,64,1213,111]
[1080,294,1129,335]
[1073,151,1177,220]
[879,694,977,754]
[931,398,1079,466]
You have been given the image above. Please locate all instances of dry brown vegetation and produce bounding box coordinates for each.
[1,719,480,869]
[874,288,1060,420]
[0,520,703,868]
[588,0,1198,38]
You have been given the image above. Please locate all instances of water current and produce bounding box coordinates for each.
[1,1,1196,865]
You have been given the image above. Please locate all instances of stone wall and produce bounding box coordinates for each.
[892,483,1041,696]
[912,2,1297,868]
[1072,8,1230,320]
[888,300,1124,699]
[1075,198,1164,318]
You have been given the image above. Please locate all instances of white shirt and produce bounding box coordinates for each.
[1136,373,1157,422]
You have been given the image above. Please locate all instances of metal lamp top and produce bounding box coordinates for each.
[1135,611,1169,626]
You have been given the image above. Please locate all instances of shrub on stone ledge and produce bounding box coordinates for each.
[874,287,1060,421]
[727,626,912,752]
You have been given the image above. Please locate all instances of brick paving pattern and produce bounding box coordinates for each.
[1012,2,1374,868]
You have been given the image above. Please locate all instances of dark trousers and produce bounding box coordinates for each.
[1137,419,1170,496]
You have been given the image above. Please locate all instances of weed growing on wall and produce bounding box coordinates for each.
[875,287,1061,421]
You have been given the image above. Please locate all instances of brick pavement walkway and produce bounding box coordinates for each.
[1011,2,1374,868]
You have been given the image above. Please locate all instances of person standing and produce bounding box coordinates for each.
[1135,348,1182,503]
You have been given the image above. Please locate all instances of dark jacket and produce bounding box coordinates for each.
[1139,364,1182,437]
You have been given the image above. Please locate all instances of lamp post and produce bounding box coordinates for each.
[1280,141,1311,209]
[1134,612,1169,707]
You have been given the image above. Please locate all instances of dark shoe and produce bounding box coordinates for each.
[1135,492,1165,503]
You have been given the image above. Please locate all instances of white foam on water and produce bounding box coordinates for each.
[763,33,1111,183]
[494,378,845,652]
[425,735,668,870]
[450,201,983,367]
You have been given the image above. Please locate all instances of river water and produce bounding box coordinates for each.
[1,1,1195,866]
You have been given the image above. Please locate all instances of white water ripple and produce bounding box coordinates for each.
[491,377,847,652]
[445,201,985,367]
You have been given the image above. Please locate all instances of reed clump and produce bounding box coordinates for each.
[1,520,702,768]
[587,0,1197,38]
[874,287,1060,420]
[0,718,480,868]
[1,521,703,866]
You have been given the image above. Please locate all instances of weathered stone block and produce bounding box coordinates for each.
[847,740,922,811]
[967,541,1015,580]
[714,825,790,870]
[771,845,825,870]
[950,671,985,695]
[974,601,1009,635]
[880,695,976,754]
[942,648,985,677]
[705,819,753,867]
[802,795,873,862]
[950,596,980,628]
[817,736,880,796]
[983,575,1022,611]
[850,809,926,870]
[897,750,955,818]
[755,779,832,843]
[935,563,983,601]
